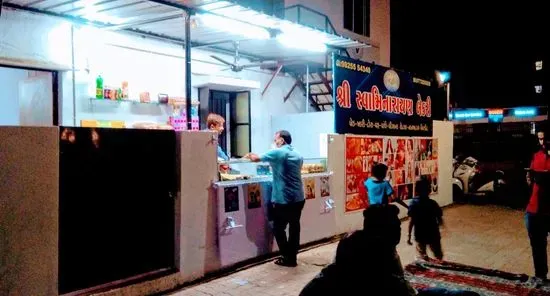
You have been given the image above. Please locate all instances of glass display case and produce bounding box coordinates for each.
[215,158,329,186]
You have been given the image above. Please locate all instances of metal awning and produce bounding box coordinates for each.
[2,0,370,61]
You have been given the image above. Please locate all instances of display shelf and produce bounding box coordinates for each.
[89,97,168,106]
[219,158,267,165]
[213,171,333,188]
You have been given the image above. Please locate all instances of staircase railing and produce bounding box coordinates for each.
[274,4,346,110]
[281,4,350,58]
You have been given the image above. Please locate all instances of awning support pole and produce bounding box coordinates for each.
[446,82,451,120]
[185,11,192,130]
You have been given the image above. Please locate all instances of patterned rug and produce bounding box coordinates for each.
[405,260,550,296]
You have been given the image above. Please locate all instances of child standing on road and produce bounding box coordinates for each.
[407,178,444,261]
[365,163,409,209]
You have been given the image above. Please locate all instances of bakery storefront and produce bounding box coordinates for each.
[209,55,455,270]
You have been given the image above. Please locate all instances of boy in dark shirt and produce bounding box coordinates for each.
[408,178,444,261]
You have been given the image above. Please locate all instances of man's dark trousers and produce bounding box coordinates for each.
[272,200,306,264]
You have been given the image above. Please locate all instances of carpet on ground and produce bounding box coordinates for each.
[405,260,550,296]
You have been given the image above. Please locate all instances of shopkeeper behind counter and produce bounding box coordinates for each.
[206,113,229,161]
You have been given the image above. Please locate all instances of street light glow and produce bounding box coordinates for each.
[437,71,451,84]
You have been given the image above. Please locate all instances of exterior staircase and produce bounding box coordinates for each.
[278,5,353,111]
[284,64,333,111]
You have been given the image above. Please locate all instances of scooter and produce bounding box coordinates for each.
[452,156,505,202]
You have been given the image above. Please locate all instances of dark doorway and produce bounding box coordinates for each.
[209,90,230,154]
[207,90,251,158]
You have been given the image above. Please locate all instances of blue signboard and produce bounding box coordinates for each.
[513,107,537,117]
[452,109,487,120]
[333,55,434,136]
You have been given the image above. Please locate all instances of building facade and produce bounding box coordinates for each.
[283,0,390,66]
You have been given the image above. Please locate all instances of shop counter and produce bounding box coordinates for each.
[211,159,337,268]
[212,172,333,188]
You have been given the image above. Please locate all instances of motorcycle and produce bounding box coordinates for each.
[452,156,506,202]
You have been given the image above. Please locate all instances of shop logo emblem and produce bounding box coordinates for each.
[383,69,400,92]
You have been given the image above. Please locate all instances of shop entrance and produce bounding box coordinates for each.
[0,65,58,126]
[204,90,251,158]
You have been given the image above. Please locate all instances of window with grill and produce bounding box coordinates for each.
[344,0,370,37]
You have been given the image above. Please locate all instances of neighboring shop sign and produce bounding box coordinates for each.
[333,55,434,136]
[345,135,439,213]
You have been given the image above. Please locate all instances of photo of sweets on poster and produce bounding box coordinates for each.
[320,176,330,197]
[304,177,316,200]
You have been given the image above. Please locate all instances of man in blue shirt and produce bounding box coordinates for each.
[206,113,229,161]
[246,130,305,267]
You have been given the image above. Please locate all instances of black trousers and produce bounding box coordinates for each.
[526,213,550,278]
[272,200,306,263]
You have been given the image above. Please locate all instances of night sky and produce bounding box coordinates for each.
[390,0,547,109]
